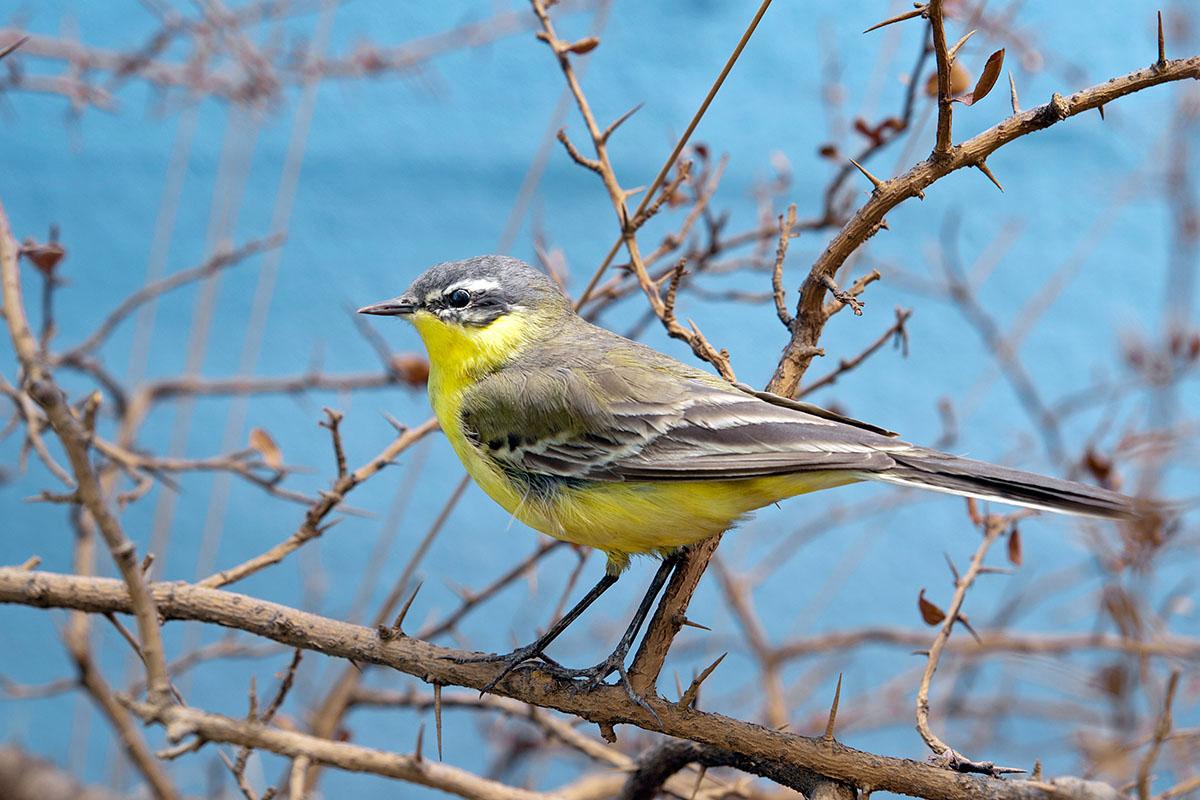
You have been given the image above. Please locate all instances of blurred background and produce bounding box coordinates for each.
[1,1,1198,797]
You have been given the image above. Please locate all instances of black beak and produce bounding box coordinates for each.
[357,296,417,316]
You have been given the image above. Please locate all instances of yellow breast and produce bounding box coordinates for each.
[413,309,532,517]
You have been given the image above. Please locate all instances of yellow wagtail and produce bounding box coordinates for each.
[360,255,1135,701]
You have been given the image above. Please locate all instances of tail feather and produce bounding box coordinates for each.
[872,449,1136,520]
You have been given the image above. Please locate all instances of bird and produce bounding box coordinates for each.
[359,254,1138,703]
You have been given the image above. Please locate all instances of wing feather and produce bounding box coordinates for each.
[460,360,908,483]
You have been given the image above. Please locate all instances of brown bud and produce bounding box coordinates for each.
[925,61,971,97]
[564,36,599,55]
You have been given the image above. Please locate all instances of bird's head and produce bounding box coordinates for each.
[358,255,570,374]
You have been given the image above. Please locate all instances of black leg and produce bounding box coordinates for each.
[454,554,683,709]
[454,570,619,693]
[547,553,682,721]
[575,554,678,683]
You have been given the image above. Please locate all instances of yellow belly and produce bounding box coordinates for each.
[524,470,859,571]
[430,364,856,570]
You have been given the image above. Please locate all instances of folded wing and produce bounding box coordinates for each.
[459,363,903,482]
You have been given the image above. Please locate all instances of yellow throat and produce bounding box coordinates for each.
[409,307,538,390]
[408,307,547,529]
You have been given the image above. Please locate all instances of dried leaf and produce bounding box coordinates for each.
[918,588,946,626]
[878,117,904,135]
[965,496,982,525]
[249,427,283,470]
[1007,525,1023,566]
[565,36,599,55]
[955,49,1005,106]
[852,117,906,146]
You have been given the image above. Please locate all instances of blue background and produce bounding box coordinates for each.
[2,1,1197,797]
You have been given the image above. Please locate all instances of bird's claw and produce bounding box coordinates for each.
[448,647,660,723]
[447,645,563,695]
[542,654,662,726]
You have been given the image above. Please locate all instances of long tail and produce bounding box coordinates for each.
[871,449,1136,520]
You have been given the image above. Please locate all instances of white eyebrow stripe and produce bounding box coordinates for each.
[445,278,501,295]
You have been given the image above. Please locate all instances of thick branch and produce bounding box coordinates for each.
[0,567,1131,800]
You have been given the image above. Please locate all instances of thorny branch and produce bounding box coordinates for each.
[770,55,1200,399]
[531,0,737,380]
[198,416,439,589]
[1,200,172,708]
[915,513,1017,775]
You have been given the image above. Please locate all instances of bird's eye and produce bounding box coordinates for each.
[447,288,471,308]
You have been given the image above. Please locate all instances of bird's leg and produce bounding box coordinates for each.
[453,571,619,694]
[552,553,681,715]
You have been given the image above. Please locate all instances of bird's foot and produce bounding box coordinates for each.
[449,645,564,695]
[452,646,660,723]
[547,650,623,689]
[547,649,661,725]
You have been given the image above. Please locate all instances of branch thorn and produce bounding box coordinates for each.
[414,722,425,763]
[1157,10,1166,68]
[677,652,726,709]
[863,4,927,34]
[823,673,843,741]
[947,30,977,63]
[974,161,1003,192]
[848,158,884,190]
[601,102,644,143]
[820,274,865,316]
[433,682,444,761]
[555,128,603,174]
[384,581,423,637]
